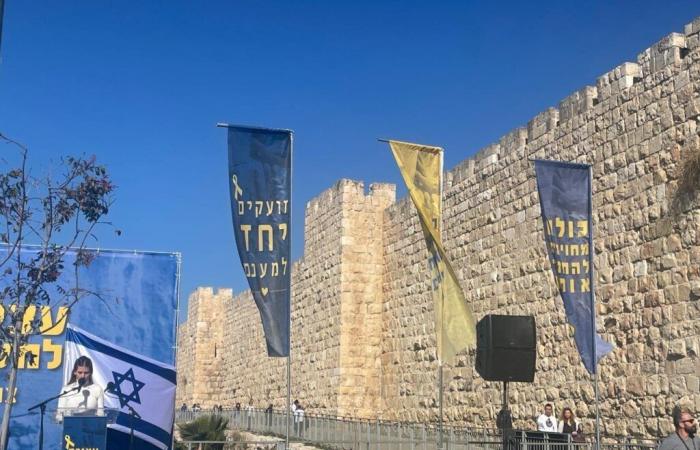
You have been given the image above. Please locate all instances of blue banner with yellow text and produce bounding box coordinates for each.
[534,160,613,374]
[0,249,179,450]
[227,125,291,357]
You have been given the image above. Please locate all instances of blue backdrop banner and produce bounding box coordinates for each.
[0,249,179,450]
[534,160,613,374]
[227,125,292,357]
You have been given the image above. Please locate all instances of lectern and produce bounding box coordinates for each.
[63,415,108,450]
[59,409,119,450]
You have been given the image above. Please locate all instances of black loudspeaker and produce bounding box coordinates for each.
[475,315,536,382]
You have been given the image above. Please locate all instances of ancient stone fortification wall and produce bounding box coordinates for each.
[177,180,395,416]
[178,18,700,439]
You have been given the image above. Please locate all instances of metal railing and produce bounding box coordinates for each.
[175,409,659,450]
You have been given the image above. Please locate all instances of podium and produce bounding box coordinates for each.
[59,409,120,450]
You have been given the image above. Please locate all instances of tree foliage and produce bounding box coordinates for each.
[0,133,116,449]
[177,415,230,450]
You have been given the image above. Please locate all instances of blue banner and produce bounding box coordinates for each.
[534,160,613,374]
[0,249,179,450]
[227,125,291,357]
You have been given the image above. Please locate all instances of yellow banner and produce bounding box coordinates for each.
[389,140,476,365]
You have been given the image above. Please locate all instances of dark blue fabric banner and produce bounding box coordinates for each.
[534,160,613,374]
[227,125,291,357]
[0,249,179,450]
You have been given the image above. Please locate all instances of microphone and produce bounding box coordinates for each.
[64,377,87,394]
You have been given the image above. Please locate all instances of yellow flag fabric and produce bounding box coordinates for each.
[389,140,476,365]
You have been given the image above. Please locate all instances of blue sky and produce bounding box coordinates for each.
[1,1,699,317]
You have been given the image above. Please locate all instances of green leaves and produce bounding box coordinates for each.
[177,415,230,450]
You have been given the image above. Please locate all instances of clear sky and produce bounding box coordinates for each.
[1,1,699,317]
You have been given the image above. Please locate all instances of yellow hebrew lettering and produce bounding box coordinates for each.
[258,225,274,251]
[43,338,63,370]
[580,278,590,292]
[40,306,68,336]
[570,245,580,256]
[259,263,268,279]
[281,257,288,275]
[246,200,253,212]
[255,201,263,217]
[271,262,279,276]
[278,223,288,241]
[569,279,575,293]
[577,220,588,237]
[580,244,589,255]
[243,263,250,277]
[249,264,256,277]
[238,201,245,215]
[18,343,40,369]
[281,200,289,214]
[567,220,575,238]
[0,344,9,369]
[558,277,567,292]
[265,201,274,216]
[558,261,570,274]
[555,217,566,238]
[571,262,581,274]
[21,305,38,334]
[240,225,252,252]
[546,219,554,236]
[582,260,590,274]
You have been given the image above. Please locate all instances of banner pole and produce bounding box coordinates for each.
[286,356,291,449]
[589,165,601,450]
[286,131,294,450]
[438,149,445,450]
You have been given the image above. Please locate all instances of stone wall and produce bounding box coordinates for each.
[177,180,396,417]
[177,17,700,439]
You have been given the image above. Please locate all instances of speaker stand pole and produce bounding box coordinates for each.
[496,381,513,450]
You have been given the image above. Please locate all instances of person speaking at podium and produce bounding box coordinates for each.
[56,356,105,421]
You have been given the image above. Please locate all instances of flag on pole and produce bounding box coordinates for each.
[534,160,613,374]
[64,325,176,450]
[226,125,292,357]
[388,140,476,364]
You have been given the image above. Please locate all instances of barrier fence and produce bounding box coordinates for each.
[175,409,659,450]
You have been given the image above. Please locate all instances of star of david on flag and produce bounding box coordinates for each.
[111,368,146,407]
[64,325,176,450]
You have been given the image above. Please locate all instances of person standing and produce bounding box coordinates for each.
[294,403,305,438]
[56,356,104,422]
[558,407,583,440]
[658,406,698,450]
[536,403,558,433]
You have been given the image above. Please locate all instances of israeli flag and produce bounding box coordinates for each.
[64,325,176,450]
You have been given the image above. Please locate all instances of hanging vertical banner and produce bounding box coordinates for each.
[388,140,476,365]
[227,125,292,357]
[534,160,613,374]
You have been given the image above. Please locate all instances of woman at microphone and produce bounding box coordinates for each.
[56,356,105,421]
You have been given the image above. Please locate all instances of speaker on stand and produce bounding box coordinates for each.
[475,314,536,449]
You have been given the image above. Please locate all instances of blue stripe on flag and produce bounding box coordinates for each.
[115,413,172,448]
[66,328,177,384]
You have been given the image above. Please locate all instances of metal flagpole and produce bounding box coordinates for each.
[437,148,445,450]
[286,356,291,449]
[0,0,5,62]
[286,131,294,450]
[588,164,601,450]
